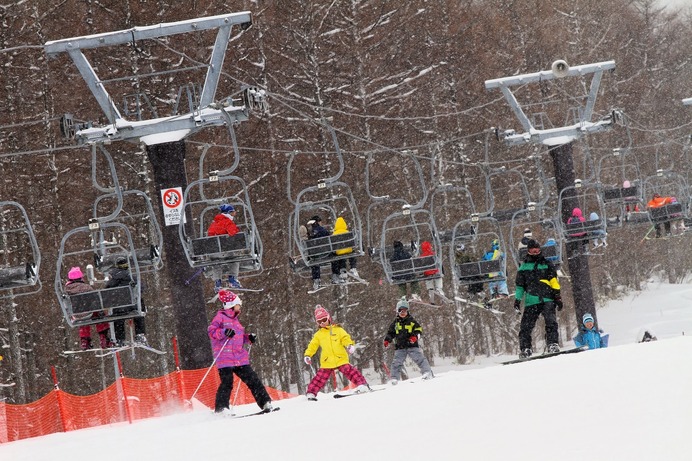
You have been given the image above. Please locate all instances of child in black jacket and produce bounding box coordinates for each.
[383,299,433,384]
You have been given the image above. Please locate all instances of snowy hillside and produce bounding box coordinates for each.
[2,281,691,461]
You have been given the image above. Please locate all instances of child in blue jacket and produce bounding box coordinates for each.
[573,313,608,349]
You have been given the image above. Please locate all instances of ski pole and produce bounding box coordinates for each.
[640,225,655,244]
[184,267,205,286]
[230,344,251,414]
[188,337,230,403]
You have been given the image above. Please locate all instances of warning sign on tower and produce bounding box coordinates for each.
[160,187,184,226]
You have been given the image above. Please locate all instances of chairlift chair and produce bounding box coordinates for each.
[55,222,143,328]
[642,170,690,229]
[0,201,41,298]
[508,203,563,269]
[557,180,608,244]
[179,173,263,278]
[378,207,443,287]
[596,148,647,228]
[291,181,364,272]
[448,215,507,293]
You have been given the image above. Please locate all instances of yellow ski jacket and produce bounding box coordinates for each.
[304,324,355,369]
[332,217,353,256]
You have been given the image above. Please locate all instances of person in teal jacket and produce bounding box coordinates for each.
[573,313,608,349]
[514,239,563,359]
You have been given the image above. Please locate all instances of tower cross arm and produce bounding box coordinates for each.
[44,12,252,55]
[484,61,615,89]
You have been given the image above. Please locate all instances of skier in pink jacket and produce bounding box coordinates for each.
[207,290,273,414]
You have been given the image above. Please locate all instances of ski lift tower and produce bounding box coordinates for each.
[485,60,619,328]
[44,12,261,369]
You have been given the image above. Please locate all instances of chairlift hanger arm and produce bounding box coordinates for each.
[214,116,241,177]
[91,145,124,223]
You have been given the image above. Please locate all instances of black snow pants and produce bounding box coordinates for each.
[518,302,558,351]
[215,365,271,412]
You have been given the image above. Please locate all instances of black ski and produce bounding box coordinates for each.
[234,407,281,418]
[502,346,588,365]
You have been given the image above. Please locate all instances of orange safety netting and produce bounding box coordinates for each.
[0,368,297,444]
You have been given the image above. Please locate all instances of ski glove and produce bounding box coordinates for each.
[513,299,521,313]
[409,335,418,344]
[248,333,257,343]
[554,296,563,311]
[346,345,355,354]
[383,340,390,348]
[224,329,236,338]
[304,356,312,365]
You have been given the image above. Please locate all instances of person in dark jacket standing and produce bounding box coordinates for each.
[208,289,273,415]
[307,215,330,291]
[383,299,433,384]
[390,240,422,301]
[514,239,563,359]
[106,257,147,347]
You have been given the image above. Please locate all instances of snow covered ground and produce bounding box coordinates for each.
[2,280,691,461]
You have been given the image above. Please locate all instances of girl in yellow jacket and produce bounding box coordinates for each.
[303,305,369,400]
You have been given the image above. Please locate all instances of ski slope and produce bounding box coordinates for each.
[2,280,691,461]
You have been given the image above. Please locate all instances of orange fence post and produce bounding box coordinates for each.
[172,336,187,406]
[50,366,68,433]
[115,352,133,424]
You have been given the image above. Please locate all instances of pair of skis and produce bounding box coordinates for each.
[208,286,264,303]
[63,343,166,357]
[404,289,455,309]
[308,272,368,294]
[454,293,514,315]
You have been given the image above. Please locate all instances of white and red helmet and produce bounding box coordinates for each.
[219,290,242,309]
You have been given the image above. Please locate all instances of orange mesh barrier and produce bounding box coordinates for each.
[3,392,64,443]
[0,368,297,444]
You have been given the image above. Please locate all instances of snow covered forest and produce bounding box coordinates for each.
[0,0,690,403]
